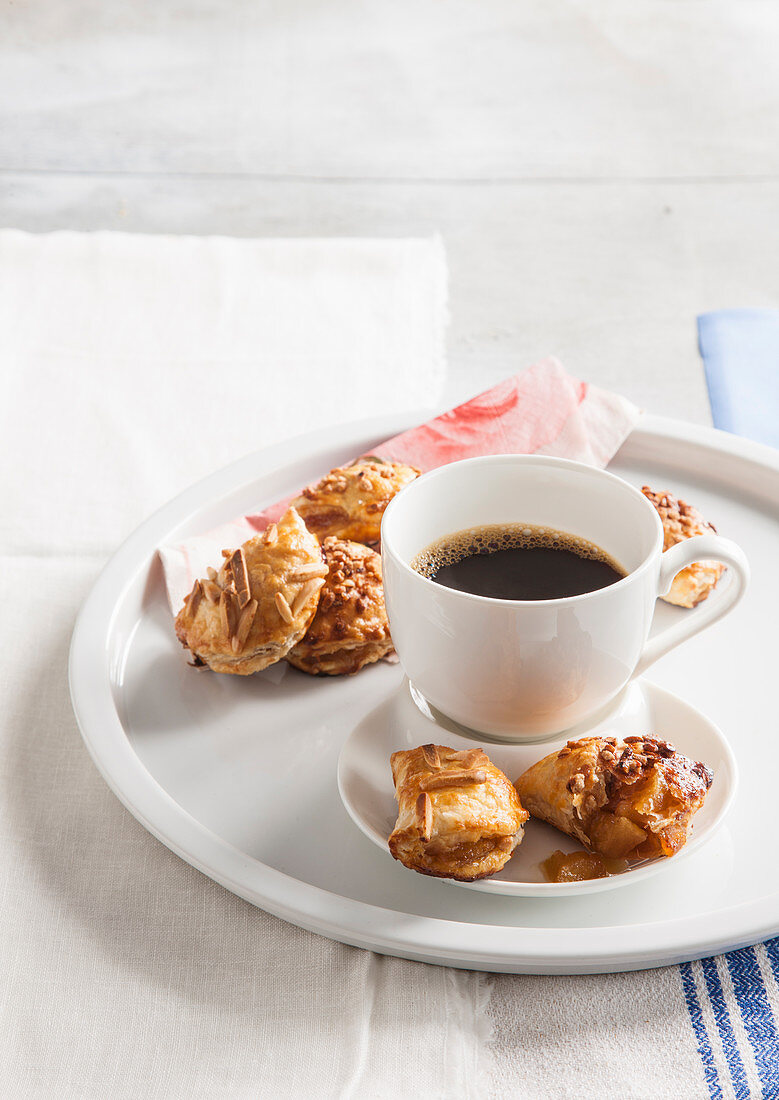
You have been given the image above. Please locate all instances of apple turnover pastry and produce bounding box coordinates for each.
[175,507,327,674]
[642,487,725,608]
[291,458,420,544]
[515,735,712,860]
[286,537,393,675]
[388,745,529,881]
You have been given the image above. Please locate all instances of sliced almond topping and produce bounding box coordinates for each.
[291,577,325,617]
[457,749,487,770]
[275,591,294,624]
[419,769,487,792]
[203,580,221,604]
[221,548,232,559]
[289,563,329,580]
[227,547,251,609]
[207,566,218,582]
[231,598,258,653]
[416,792,433,841]
[264,523,278,546]
[184,580,203,619]
[219,588,238,639]
[421,744,441,769]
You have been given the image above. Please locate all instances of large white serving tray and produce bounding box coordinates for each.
[69,413,779,974]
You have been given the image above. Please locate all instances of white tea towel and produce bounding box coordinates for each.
[1,231,497,1100]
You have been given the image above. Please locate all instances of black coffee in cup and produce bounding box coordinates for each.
[412,523,625,601]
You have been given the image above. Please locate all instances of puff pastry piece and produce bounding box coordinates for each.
[389,745,529,881]
[291,458,420,544]
[515,736,712,860]
[175,507,327,674]
[642,487,725,608]
[286,537,393,675]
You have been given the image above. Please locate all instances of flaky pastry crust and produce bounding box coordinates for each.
[286,537,393,675]
[291,458,420,544]
[175,508,326,674]
[515,736,712,860]
[388,744,529,881]
[642,487,725,608]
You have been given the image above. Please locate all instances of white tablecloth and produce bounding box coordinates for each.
[2,230,721,1099]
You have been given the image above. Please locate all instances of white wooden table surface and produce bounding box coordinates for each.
[3,4,778,1097]
[3,0,777,423]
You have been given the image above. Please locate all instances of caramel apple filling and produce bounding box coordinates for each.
[421,829,523,879]
[596,742,712,859]
[541,850,629,883]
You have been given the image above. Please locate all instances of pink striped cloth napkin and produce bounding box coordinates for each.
[160,358,641,612]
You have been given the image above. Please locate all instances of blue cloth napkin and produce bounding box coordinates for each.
[681,945,779,1098]
[698,309,779,447]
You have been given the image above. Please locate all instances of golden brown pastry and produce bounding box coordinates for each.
[515,735,713,860]
[291,458,420,544]
[388,744,529,881]
[286,537,393,675]
[642,487,725,607]
[175,507,327,674]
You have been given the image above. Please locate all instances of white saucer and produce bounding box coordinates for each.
[337,678,737,897]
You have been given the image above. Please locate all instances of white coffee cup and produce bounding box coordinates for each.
[381,455,749,741]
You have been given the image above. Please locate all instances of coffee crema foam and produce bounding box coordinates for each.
[412,523,624,578]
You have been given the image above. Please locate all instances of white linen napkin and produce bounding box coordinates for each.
[0,230,447,555]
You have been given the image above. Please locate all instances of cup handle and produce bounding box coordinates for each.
[632,533,750,679]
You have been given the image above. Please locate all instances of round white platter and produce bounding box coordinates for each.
[338,678,737,898]
[69,413,779,973]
